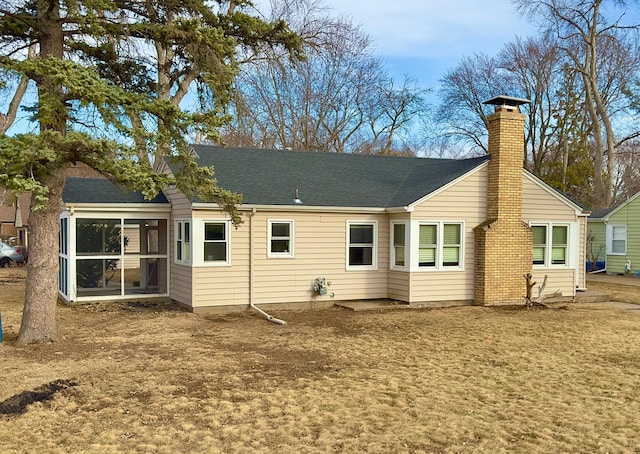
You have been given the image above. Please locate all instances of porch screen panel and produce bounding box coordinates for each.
[76,219,121,255]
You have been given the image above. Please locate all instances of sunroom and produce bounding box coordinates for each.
[58,178,171,303]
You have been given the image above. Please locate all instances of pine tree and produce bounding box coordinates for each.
[0,0,301,344]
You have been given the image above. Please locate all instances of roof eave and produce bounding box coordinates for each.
[63,203,171,213]
[192,202,389,213]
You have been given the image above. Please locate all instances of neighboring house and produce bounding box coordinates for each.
[587,192,640,275]
[57,96,589,311]
[0,205,17,237]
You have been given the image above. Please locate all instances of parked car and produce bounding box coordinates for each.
[0,241,25,267]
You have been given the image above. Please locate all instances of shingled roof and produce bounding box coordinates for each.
[186,145,490,208]
[63,178,169,204]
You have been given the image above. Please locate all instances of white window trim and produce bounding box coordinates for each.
[346,220,378,271]
[414,221,465,271]
[268,219,295,258]
[606,224,627,256]
[174,219,192,265]
[531,222,572,268]
[390,221,408,270]
[194,219,232,267]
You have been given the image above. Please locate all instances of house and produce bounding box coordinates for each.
[58,96,589,312]
[587,192,640,275]
[0,192,30,248]
[0,205,17,238]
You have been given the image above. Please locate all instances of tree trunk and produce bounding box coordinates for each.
[16,0,66,344]
[16,168,66,344]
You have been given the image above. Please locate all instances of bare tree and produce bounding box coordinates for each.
[434,53,506,155]
[613,139,640,201]
[515,0,640,207]
[222,0,429,154]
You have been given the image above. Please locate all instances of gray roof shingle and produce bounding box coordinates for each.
[186,145,489,208]
[63,178,169,204]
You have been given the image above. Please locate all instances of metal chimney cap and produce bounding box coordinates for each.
[483,95,531,107]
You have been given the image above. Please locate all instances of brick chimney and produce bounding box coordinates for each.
[474,96,533,305]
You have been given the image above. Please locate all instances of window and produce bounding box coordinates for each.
[175,220,191,264]
[418,222,463,269]
[443,223,461,266]
[532,223,568,266]
[347,222,377,269]
[392,223,406,267]
[552,226,568,265]
[607,225,627,255]
[532,225,547,265]
[419,224,437,267]
[269,220,294,257]
[204,222,228,263]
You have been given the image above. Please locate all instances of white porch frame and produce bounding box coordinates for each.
[59,204,171,303]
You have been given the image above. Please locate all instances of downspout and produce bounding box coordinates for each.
[249,208,286,325]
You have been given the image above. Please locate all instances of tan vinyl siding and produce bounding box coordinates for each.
[170,263,193,305]
[531,269,575,298]
[522,177,577,221]
[523,175,583,294]
[188,210,389,307]
[577,217,587,288]
[166,186,194,305]
[121,225,140,268]
[388,271,410,301]
[165,186,192,218]
[409,166,486,302]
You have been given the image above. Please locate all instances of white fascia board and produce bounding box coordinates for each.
[523,171,586,216]
[191,203,388,214]
[63,203,171,213]
[406,161,488,209]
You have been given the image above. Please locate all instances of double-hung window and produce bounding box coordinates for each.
[418,222,462,269]
[392,223,406,267]
[419,224,437,267]
[347,222,377,269]
[269,220,294,257]
[607,224,627,255]
[175,220,191,264]
[204,221,229,264]
[532,224,568,266]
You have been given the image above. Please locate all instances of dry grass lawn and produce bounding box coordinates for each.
[2,267,640,453]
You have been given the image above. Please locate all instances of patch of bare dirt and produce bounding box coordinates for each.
[0,379,78,415]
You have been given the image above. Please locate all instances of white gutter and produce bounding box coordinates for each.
[192,203,388,213]
[63,203,171,213]
[248,208,286,325]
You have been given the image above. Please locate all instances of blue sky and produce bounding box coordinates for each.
[322,0,536,91]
